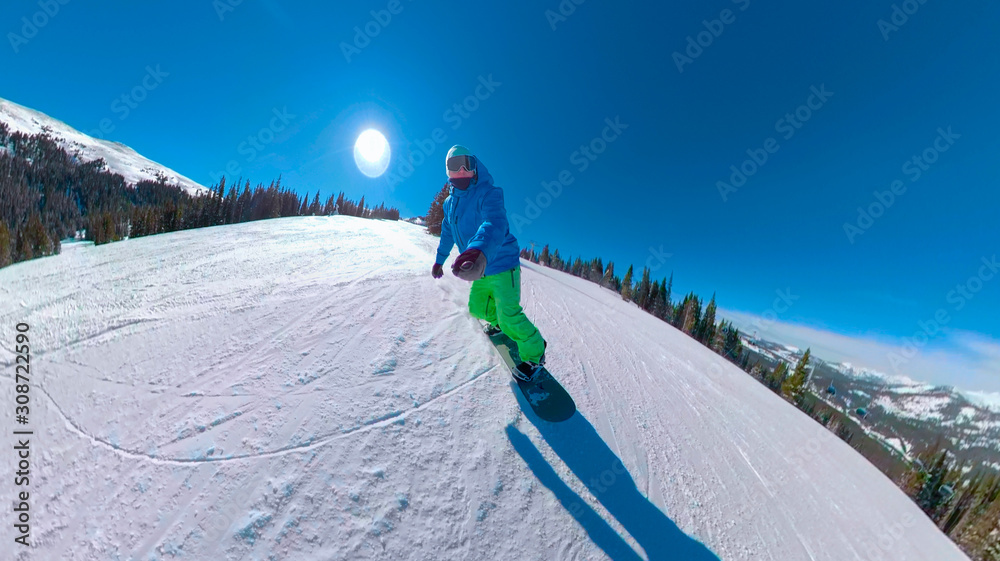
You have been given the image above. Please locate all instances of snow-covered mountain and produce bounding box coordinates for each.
[743,336,1000,469]
[0,217,969,560]
[0,97,208,196]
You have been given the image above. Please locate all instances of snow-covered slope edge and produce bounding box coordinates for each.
[0,97,208,196]
[0,217,970,561]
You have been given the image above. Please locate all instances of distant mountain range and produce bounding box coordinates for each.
[742,335,1000,472]
[0,97,207,196]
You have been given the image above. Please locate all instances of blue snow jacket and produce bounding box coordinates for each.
[435,159,521,277]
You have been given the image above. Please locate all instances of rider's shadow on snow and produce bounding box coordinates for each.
[505,386,720,561]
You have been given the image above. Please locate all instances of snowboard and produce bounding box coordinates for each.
[487,332,576,423]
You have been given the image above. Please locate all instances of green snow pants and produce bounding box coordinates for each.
[468,266,546,363]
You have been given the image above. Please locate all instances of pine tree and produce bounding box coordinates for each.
[980,520,1000,560]
[591,258,604,283]
[539,245,550,267]
[710,319,726,354]
[620,265,634,301]
[697,293,717,344]
[92,212,115,245]
[0,222,11,268]
[942,471,985,537]
[756,365,771,384]
[671,293,686,328]
[30,213,53,256]
[637,267,652,311]
[945,469,999,554]
[916,449,954,519]
[425,184,450,236]
[723,323,743,362]
[782,348,811,401]
[223,181,239,224]
[309,192,322,215]
[600,262,615,289]
[649,279,662,317]
[678,293,701,335]
[969,487,1000,559]
[657,277,671,321]
[770,361,789,392]
[298,190,310,215]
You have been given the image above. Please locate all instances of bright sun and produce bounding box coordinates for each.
[353,129,390,178]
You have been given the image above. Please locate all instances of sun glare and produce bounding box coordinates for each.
[354,129,390,178]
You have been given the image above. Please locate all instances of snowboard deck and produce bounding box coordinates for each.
[487,332,576,423]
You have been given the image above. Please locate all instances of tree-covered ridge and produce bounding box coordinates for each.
[0,122,399,268]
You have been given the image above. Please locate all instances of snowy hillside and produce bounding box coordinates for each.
[0,97,207,196]
[0,217,970,561]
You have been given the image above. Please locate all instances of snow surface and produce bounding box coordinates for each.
[874,395,953,422]
[957,407,979,424]
[883,438,908,455]
[964,390,1000,413]
[0,217,971,561]
[0,97,208,196]
[739,339,765,356]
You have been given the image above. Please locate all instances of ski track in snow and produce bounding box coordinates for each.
[0,217,971,561]
[34,361,499,466]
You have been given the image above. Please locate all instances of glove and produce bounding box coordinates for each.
[452,248,486,281]
[432,263,444,279]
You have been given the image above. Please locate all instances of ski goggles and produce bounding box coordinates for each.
[446,155,477,174]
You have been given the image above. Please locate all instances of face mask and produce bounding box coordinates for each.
[451,176,473,190]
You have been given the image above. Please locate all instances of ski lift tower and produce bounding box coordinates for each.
[526,240,540,260]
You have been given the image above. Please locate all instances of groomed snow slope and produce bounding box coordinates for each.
[0,217,970,561]
[0,97,208,196]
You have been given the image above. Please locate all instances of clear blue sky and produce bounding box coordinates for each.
[3,1,998,388]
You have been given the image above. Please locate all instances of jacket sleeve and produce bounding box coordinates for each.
[466,187,508,265]
[435,201,455,265]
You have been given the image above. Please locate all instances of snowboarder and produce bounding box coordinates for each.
[431,145,547,381]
